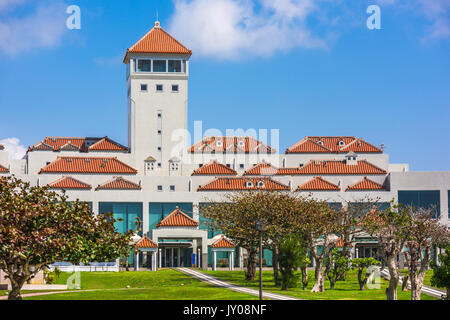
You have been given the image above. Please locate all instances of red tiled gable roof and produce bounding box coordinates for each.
[0,164,9,173]
[48,176,91,190]
[296,177,340,191]
[88,137,128,152]
[156,208,198,228]
[243,162,278,176]
[336,237,353,248]
[39,157,137,174]
[189,136,275,154]
[136,236,158,248]
[292,160,387,175]
[210,236,235,248]
[346,177,385,191]
[29,137,128,153]
[96,177,141,190]
[192,161,237,176]
[197,177,290,191]
[286,136,382,154]
[123,22,192,63]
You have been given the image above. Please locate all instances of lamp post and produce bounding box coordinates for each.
[256,218,265,301]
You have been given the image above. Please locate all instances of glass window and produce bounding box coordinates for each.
[149,202,193,230]
[168,60,181,72]
[99,202,142,235]
[157,185,163,192]
[137,60,151,72]
[141,84,147,91]
[170,185,175,192]
[156,84,163,92]
[153,60,166,72]
[172,85,179,92]
[398,190,441,218]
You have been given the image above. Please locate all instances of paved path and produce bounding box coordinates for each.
[176,268,300,300]
[380,268,446,299]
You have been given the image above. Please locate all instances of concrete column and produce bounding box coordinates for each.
[158,248,162,268]
[135,252,139,271]
[212,251,217,271]
[202,253,208,270]
[152,252,157,271]
[171,248,174,267]
[177,247,181,267]
[193,202,200,222]
[355,248,359,259]
[142,203,150,236]
[239,247,243,269]
[229,252,234,271]
[197,248,201,268]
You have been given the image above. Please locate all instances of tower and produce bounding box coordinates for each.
[123,21,192,173]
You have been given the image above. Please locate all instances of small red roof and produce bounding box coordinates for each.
[136,236,158,249]
[29,137,128,153]
[124,21,192,63]
[189,136,275,154]
[198,177,290,191]
[156,207,198,228]
[96,177,141,190]
[286,136,382,154]
[210,236,235,248]
[192,161,237,176]
[243,162,278,176]
[346,177,385,191]
[48,176,91,190]
[296,177,340,191]
[39,157,137,174]
[292,160,386,175]
[0,164,9,173]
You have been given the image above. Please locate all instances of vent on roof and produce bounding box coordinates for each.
[339,140,345,147]
[67,158,72,162]
[246,181,254,188]
[238,140,245,147]
[216,140,223,147]
[257,181,264,188]
[317,140,323,146]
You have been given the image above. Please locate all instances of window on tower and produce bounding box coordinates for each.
[156,84,163,92]
[153,60,166,72]
[172,85,179,92]
[168,60,181,72]
[141,84,148,91]
[137,60,151,72]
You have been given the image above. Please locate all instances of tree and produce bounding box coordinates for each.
[351,257,381,290]
[299,254,310,290]
[364,202,412,300]
[296,197,342,292]
[201,191,299,281]
[430,247,450,300]
[278,233,307,290]
[0,176,134,300]
[325,248,350,290]
[404,207,449,300]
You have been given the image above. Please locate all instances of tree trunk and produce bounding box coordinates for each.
[301,266,308,290]
[386,255,399,300]
[446,287,450,300]
[401,275,409,292]
[311,261,324,292]
[245,248,257,281]
[272,245,281,286]
[8,281,24,300]
[358,269,366,290]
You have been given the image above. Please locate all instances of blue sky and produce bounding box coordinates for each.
[0,0,449,170]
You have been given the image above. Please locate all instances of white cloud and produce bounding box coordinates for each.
[0,0,27,13]
[0,1,68,56]
[0,137,27,160]
[167,0,326,60]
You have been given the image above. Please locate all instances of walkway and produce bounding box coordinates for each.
[176,268,300,300]
[380,268,446,299]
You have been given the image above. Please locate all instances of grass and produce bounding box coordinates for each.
[200,269,437,300]
[23,269,257,300]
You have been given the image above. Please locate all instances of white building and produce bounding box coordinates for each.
[1,22,449,270]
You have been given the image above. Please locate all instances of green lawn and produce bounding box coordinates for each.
[201,269,437,300]
[24,269,257,300]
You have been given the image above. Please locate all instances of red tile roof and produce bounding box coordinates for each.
[39,157,137,174]
[96,177,141,190]
[243,162,278,176]
[135,236,158,249]
[189,136,275,154]
[48,176,91,190]
[192,161,237,176]
[124,22,192,63]
[210,236,235,248]
[0,164,9,173]
[286,136,382,154]
[296,177,340,191]
[156,207,198,228]
[346,177,385,191]
[29,137,128,153]
[335,237,353,248]
[197,177,290,191]
[291,160,387,175]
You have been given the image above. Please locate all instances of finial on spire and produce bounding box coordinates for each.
[155,10,160,28]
